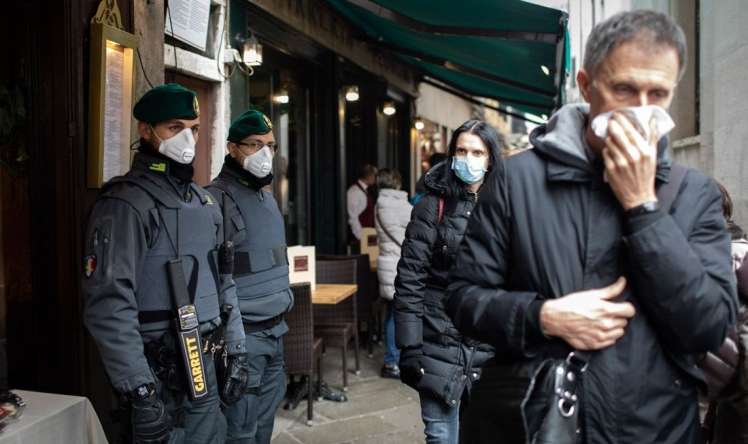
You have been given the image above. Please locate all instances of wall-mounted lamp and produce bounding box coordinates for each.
[242,33,263,67]
[345,86,359,102]
[273,88,290,104]
[383,101,396,116]
[414,118,425,130]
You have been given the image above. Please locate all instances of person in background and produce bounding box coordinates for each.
[412,152,448,205]
[706,183,748,444]
[374,168,412,379]
[395,120,501,443]
[347,164,378,248]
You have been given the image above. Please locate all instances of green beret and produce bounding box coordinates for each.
[228,109,273,142]
[133,83,199,124]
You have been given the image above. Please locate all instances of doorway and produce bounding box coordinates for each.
[169,72,216,187]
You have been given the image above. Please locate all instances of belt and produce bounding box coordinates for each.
[243,313,284,334]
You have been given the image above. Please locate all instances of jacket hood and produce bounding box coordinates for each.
[377,188,409,202]
[423,161,450,195]
[530,103,672,182]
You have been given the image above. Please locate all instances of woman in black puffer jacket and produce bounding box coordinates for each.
[394,120,502,444]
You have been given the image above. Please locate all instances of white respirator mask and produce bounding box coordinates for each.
[243,145,274,178]
[153,127,196,164]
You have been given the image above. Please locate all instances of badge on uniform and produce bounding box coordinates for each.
[83,255,97,278]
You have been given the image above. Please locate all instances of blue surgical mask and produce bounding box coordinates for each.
[451,155,487,184]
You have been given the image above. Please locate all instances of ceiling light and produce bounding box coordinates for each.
[414,118,425,130]
[345,86,359,102]
[383,101,396,116]
[273,89,289,104]
[541,65,550,76]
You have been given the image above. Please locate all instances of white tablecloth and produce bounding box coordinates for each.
[0,390,107,444]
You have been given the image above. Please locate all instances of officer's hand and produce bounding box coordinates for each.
[222,353,249,405]
[131,391,173,444]
[539,277,636,350]
[602,114,659,210]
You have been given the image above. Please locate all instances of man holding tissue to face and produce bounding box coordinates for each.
[447,10,736,444]
[207,109,293,444]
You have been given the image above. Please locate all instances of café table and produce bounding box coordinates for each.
[0,390,107,444]
[311,283,357,305]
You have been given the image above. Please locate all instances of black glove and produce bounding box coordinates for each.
[129,385,172,444]
[222,353,249,405]
[399,347,424,388]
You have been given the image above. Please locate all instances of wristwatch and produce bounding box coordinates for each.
[128,383,156,402]
[624,200,660,217]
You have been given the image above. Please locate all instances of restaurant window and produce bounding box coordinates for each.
[248,63,310,245]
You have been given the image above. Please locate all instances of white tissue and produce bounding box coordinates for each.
[591,105,674,140]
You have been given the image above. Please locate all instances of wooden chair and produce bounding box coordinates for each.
[283,283,323,425]
[317,254,379,357]
[314,258,359,390]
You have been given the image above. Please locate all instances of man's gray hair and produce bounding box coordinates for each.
[583,10,687,80]
[377,168,402,190]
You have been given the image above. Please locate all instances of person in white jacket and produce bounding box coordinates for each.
[374,168,413,379]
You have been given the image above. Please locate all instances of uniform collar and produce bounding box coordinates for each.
[131,150,195,201]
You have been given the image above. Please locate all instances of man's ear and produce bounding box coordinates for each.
[137,121,151,140]
[226,142,239,158]
[577,69,591,102]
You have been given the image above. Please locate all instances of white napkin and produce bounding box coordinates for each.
[591,105,674,140]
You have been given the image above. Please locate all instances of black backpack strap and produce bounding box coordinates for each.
[656,164,687,213]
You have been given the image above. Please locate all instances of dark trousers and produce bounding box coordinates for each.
[224,332,286,444]
[157,346,226,444]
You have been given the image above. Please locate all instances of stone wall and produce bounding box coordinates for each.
[698,0,748,226]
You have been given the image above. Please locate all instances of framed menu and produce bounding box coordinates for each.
[165,0,211,52]
[87,0,139,188]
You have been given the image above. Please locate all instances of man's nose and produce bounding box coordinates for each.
[634,92,649,107]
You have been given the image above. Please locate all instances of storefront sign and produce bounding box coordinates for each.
[87,0,138,188]
[165,0,211,52]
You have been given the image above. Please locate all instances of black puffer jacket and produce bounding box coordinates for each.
[394,161,494,406]
[446,104,737,443]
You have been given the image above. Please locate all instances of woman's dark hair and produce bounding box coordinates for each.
[442,119,504,197]
[717,181,745,240]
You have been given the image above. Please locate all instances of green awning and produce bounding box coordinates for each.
[326,0,568,118]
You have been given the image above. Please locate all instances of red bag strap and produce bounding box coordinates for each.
[437,196,445,224]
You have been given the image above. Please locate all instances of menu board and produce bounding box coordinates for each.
[165,0,211,51]
[103,41,128,182]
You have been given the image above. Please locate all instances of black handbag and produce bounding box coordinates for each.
[521,351,588,444]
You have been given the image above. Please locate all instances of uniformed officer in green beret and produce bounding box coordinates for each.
[207,109,293,444]
[82,83,249,443]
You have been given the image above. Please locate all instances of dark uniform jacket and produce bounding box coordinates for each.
[206,158,293,335]
[446,104,737,444]
[395,161,494,406]
[82,151,245,393]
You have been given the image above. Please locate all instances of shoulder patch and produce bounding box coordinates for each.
[83,255,97,278]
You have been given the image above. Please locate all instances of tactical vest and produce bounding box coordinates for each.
[208,171,291,322]
[103,165,222,336]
